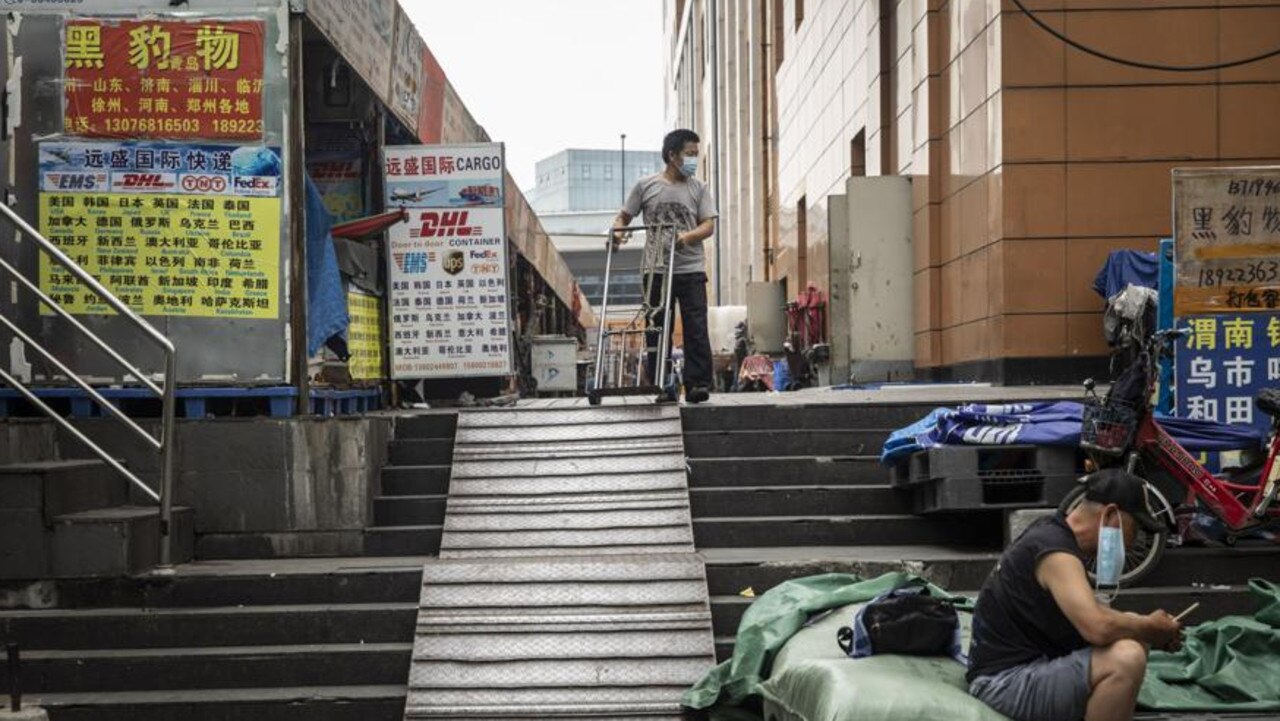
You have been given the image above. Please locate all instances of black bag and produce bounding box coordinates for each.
[837,588,959,658]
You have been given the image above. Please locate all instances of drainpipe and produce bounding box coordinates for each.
[709,0,722,306]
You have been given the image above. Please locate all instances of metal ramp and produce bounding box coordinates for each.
[406,405,715,719]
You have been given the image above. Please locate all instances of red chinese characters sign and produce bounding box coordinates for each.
[64,19,265,140]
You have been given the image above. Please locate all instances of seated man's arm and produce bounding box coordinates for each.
[1036,552,1181,649]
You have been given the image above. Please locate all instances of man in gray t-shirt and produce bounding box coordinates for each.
[613,128,718,403]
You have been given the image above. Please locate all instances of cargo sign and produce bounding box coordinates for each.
[384,143,511,379]
[63,18,265,140]
[38,141,282,319]
[1174,167,1280,315]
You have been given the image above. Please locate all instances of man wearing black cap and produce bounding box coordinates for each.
[967,469,1182,721]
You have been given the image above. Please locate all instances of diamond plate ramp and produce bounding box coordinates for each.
[406,405,715,719]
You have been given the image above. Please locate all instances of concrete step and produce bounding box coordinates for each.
[388,440,454,466]
[380,466,451,497]
[0,563,426,610]
[6,643,411,693]
[693,514,1001,548]
[372,496,447,527]
[701,546,1278,597]
[29,685,405,721]
[684,429,889,458]
[363,525,443,556]
[0,602,417,650]
[51,506,195,578]
[687,456,889,488]
[690,486,911,517]
[681,404,938,432]
[394,413,458,440]
[708,584,1260,639]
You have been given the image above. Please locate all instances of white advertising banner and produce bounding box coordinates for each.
[384,143,511,379]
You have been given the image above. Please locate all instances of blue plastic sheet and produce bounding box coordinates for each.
[305,176,349,356]
[881,402,1266,466]
[1094,249,1159,299]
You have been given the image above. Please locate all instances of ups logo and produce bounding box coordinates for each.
[444,251,466,276]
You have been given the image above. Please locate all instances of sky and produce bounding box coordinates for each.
[404,0,667,192]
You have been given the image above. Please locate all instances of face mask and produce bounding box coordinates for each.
[680,156,698,178]
[1095,506,1124,604]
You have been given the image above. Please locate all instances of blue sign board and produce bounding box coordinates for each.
[1175,313,1280,436]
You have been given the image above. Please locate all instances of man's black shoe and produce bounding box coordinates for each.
[686,386,710,404]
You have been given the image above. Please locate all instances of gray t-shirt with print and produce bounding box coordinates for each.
[623,173,718,275]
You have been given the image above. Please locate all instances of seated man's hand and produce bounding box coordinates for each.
[1147,610,1183,651]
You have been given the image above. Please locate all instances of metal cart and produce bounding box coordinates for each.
[588,223,679,406]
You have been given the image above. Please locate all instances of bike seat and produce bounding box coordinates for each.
[1258,388,1280,419]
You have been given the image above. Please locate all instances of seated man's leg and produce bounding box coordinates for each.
[970,648,1091,721]
[1086,640,1147,721]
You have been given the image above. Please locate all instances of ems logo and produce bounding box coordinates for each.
[393,252,429,274]
[443,251,466,276]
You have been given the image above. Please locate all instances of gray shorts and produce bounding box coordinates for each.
[969,648,1092,721]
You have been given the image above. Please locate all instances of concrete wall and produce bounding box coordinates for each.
[0,416,391,557]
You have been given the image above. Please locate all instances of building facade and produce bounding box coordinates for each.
[530,148,665,214]
[666,0,1280,382]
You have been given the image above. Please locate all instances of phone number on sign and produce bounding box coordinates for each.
[98,118,264,136]
[1197,260,1280,288]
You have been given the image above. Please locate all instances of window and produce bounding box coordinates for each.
[583,165,591,179]
[794,0,804,31]
[604,164,613,180]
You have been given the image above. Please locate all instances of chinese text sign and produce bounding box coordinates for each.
[64,19,265,140]
[384,144,511,379]
[1176,313,1280,436]
[38,141,282,319]
[1174,168,1280,316]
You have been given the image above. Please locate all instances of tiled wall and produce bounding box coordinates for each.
[918,0,1280,371]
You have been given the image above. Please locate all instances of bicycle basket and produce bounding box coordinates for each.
[1080,397,1138,456]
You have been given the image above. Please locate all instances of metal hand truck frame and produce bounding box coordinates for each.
[588,223,679,406]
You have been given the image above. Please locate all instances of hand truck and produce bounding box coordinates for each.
[588,223,679,406]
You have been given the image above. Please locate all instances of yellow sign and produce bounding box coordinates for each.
[39,192,281,318]
[347,291,384,380]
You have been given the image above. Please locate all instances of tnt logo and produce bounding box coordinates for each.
[443,251,466,276]
[411,210,482,238]
[393,252,429,274]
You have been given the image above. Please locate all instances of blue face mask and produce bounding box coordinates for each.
[1095,507,1125,602]
[680,156,698,178]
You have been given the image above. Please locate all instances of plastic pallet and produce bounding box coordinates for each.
[891,444,1079,487]
[0,386,381,419]
[909,472,1081,514]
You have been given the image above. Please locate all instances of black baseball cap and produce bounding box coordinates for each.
[1083,469,1163,533]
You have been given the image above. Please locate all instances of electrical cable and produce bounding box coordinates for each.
[1012,0,1280,72]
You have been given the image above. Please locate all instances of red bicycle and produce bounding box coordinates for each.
[1060,328,1280,585]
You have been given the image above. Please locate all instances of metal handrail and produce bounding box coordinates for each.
[0,201,178,568]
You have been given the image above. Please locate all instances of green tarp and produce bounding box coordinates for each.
[682,572,972,713]
[1139,579,1280,713]
[689,572,1280,719]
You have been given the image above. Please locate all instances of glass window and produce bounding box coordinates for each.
[604,164,613,180]
[583,165,591,179]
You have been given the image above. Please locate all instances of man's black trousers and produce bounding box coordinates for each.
[645,272,712,390]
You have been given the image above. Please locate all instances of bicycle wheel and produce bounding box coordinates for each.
[1057,480,1173,587]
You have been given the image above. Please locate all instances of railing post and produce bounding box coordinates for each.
[158,351,178,570]
[7,643,20,712]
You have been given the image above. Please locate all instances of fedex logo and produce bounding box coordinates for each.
[233,176,279,196]
[411,211,482,239]
[469,250,499,260]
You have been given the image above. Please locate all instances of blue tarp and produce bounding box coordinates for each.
[881,401,1266,466]
[305,176,348,356]
[1094,249,1159,299]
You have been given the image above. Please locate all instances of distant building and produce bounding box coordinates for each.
[530,148,664,215]
[532,149,664,309]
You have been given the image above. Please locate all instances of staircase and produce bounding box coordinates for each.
[1,460,193,581]
[683,401,1279,662]
[0,558,423,720]
[363,413,456,556]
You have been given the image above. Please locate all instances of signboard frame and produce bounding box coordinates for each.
[383,142,513,380]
